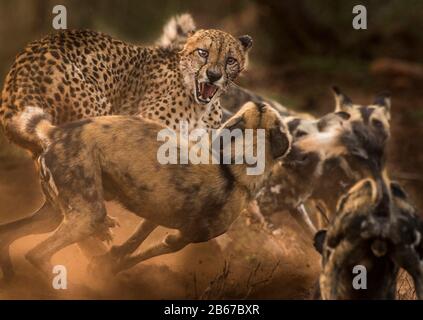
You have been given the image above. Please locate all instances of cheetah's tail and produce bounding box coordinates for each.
[156,13,196,50]
[6,106,56,152]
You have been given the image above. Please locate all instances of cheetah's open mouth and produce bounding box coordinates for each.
[196,81,219,104]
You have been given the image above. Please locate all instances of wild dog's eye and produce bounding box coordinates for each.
[295,130,308,138]
[197,49,208,58]
[372,119,384,129]
[226,57,237,65]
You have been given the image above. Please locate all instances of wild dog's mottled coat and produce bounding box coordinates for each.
[255,88,392,233]
[315,178,423,300]
[20,102,291,275]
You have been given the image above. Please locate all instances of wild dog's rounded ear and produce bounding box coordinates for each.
[336,179,377,214]
[335,111,351,120]
[221,107,234,123]
[256,102,266,113]
[336,192,350,215]
[351,147,368,160]
[373,91,391,111]
[269,127,291,159]
[390,181,408,200]
[238,35,253,51]
[332,86,353,112]
[287,118,301,134]
[313,229,327,255]
[222,115,244,130]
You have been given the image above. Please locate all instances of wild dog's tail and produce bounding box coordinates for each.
[156,13,196,50]
[4,106,56,153]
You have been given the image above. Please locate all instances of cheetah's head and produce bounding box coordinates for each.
[179,29,252,105]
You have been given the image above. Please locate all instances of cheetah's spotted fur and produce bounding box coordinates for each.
[0,27,252,154]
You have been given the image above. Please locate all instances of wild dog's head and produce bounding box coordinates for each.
[180,29,252,105]
[332,87,391,184]
[315,178,423,299]
[281,112,351,191]
[316,178,396,299]
[219,101,291,168]
[310,87,392,215]
[333,86,391,124]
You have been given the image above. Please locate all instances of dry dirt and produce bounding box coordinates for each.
[0,156,320,299]
[0,70,420,300]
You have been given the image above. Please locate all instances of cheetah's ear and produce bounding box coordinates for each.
[180,29,202,53]
[186,29,196,38]
[238,35,253,51]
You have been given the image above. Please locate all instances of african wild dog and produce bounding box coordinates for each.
[0,102,291,277]
[254,87,392,234]
[311,87,391,225]
[314,178,423,300]
[256,110,354,234]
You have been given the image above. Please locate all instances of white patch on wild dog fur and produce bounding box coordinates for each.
[157,13,196,49]
[17,106,45,128]
[296,124,348,161]
[16,106,53,146]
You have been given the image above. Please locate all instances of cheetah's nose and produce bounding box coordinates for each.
[206,69,222,83]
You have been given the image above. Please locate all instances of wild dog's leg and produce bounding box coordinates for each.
[246,200,266,225]
[413,272,423,300]
[110,219,158,258]
[36,141,112,264]
[78,237,109,257]
[406,263,423,300]
[298,203,317,234]
[391,244,423,300]
[89,219,157,275]
[287,204,317,237]
[312,200,331,230]
[25,201,110,276]
[0,201,62,280]
[77,214,119,258]
[113,231,191,274]
[41,164,110,260]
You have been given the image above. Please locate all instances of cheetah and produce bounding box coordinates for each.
[8,102,291,276]
[1,25,252,155]
[156,13,303,118]
[0,17,252,280]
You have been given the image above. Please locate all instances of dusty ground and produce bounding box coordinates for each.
[0,66,421,299]
[0,156,320,299]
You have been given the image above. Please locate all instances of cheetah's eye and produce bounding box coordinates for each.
[197,49,209,58]
[226,57,237,65]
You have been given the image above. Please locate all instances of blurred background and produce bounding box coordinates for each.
[1,0,421,209]
[0,0,421,299]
